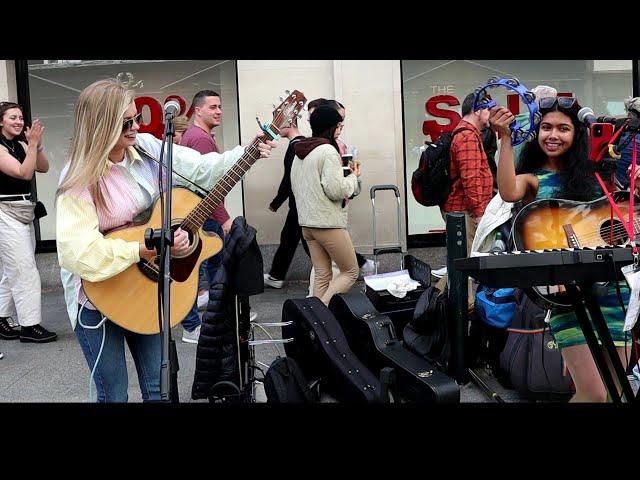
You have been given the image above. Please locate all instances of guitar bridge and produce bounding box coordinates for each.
[562,224,581,249]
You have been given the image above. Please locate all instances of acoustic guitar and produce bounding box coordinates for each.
[512,191,640,251]
[82,90,307,334]
[511,190,639,308]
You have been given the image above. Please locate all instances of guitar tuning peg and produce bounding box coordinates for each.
[279,96,283,102]
[272,104,276,109]
[298,114,302,119]
[285,89,290,95]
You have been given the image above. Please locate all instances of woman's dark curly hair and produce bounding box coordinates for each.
[517,100,595,201]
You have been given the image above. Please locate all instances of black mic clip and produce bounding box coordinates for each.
[596,156,618,176]
[626,116,640,134]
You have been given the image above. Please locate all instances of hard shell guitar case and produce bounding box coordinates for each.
[282,297,385,403]
[329,290,460,403]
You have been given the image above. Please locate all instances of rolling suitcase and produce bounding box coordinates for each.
[368,184,406,276]
[365,185,431,331]
[282,297,385,403]
[365,185,430,332]
[329,290,460,403]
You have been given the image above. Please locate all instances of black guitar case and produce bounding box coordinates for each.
[282,297,385,403]
[328,291,460,403]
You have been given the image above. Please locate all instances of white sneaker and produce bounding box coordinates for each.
[0,352,3,360]
[360,259,376,276]
[182,325,201,344]
[197,291,209,311]
[263,274,284,289]
[432,266,447,278]
[249,311,257,322]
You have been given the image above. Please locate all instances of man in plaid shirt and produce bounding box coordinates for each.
[436,93,493,304]
[441,92,493,250]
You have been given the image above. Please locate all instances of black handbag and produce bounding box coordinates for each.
[498,290,573,400]
[34,201,47,219]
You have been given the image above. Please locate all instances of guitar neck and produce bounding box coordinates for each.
[183,138,263,230]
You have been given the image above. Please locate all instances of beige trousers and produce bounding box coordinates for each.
[302,227,359,305]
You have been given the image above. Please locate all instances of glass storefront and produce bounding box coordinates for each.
[401,60,634,239]
[25,60,240,241]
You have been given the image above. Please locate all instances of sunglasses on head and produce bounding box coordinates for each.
[122,113,143,131]
[538,96,578,110]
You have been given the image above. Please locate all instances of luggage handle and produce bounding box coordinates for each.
[373,246,403,256]
[370,184,404,263]
[377,319,399,344]
[373,247,404,274]
[379,367,396,403]
[370,184,400,199]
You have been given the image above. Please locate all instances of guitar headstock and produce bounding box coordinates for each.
[267,89,307,137]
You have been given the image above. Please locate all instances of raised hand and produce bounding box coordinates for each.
[253,132,278,159]
[489,107,515,137]
[24,119,44,147]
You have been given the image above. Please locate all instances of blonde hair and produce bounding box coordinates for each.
[57,79,135,213]
[172,115,190,134]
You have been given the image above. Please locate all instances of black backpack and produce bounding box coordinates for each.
[411,128,472,207]
[263,357,318,403]
[403,286,450,370]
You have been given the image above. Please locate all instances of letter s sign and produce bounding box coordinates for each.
[422,95,461,142]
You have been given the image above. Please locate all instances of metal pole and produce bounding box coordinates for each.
[446,212,468,383]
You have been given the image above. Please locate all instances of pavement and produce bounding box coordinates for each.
[0,275,541,404]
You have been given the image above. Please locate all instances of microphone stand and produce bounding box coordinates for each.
[144,114,180,403]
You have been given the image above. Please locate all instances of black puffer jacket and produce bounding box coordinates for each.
[191,216,264,400]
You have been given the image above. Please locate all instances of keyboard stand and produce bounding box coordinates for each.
[565,283,637,403]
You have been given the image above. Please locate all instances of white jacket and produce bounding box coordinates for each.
[291,143,358,229]
[471,193,514,254]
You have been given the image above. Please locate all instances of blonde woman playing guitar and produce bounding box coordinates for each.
[56,79,300,402]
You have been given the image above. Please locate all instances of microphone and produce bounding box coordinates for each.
[578,107,618,126]
[163,100,180,120]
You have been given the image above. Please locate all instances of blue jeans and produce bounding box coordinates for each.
[181,219,225,331]
[75,305,161,402]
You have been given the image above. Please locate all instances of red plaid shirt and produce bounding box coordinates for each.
[441,120,493,219]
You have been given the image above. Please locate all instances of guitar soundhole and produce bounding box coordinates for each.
[599,219,628,246]
[136,221,203,283]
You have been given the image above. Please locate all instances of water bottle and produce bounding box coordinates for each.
[490,232,507,253]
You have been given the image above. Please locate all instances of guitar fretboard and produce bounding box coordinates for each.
[181,138,263,231]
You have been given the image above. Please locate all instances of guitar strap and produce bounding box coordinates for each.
[133,143,211,197]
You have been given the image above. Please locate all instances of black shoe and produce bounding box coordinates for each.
[0,317,19,340]
[20,325,57,343]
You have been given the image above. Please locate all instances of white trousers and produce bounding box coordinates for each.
[0,205,41,326]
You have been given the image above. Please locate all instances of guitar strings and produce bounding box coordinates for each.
[143,143,262,276]
[526,219,640,247]
[181,140,263,230]
[181,109,287,230]
[571,220,640,245]
[144,111,285,275]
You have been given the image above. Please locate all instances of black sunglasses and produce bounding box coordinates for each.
[122,113,143,131]
[539,96,578,110]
